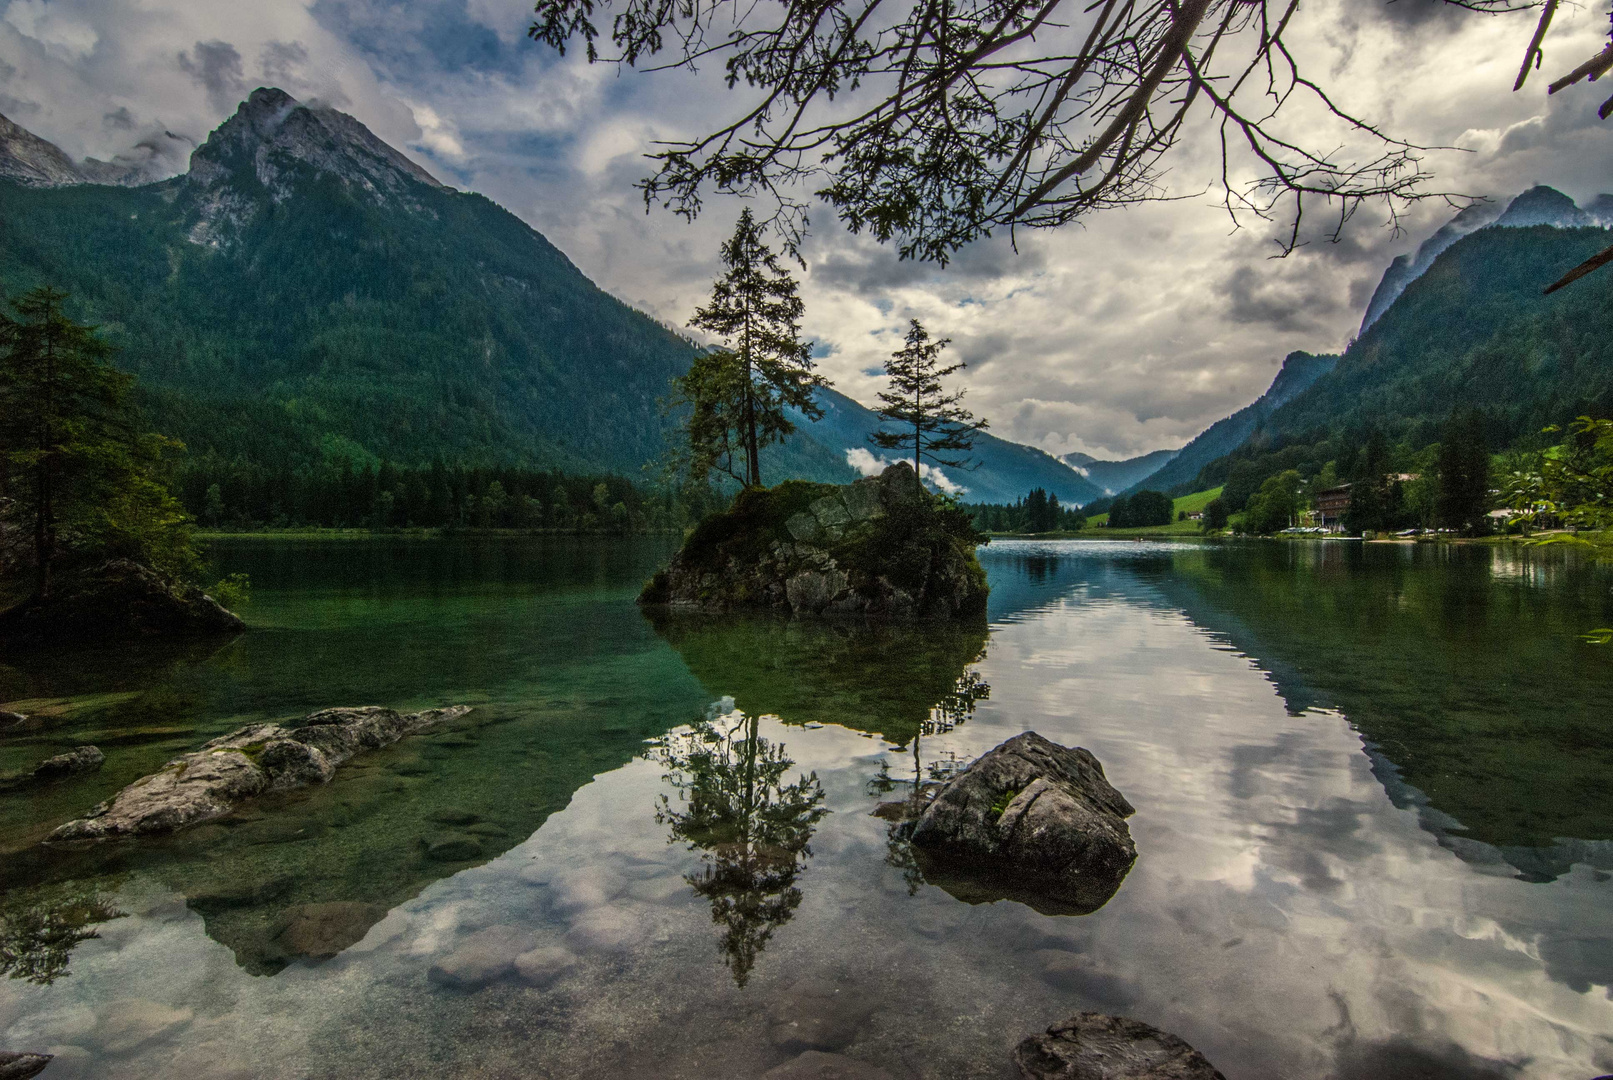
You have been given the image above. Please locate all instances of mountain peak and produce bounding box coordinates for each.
[188,87,442,199]
[0,111,87,187]
[1493,185,1594,229]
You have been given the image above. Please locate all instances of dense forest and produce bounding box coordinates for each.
[967,489,1087,533]
[172,458,719,533]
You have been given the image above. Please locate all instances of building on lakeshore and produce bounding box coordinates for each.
[1314,484,1352,532]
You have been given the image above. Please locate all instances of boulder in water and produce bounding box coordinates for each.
[0,1051,52,1080]
[47,705,471,842]
[0,559,244,647]
[1012,1013,1225,1079]
[31,745,105,781]
[909,732,1136,915]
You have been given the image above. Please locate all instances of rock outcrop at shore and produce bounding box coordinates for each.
[908,732,1136,915]
[0,745,105,791]
[639,464,988,621]
[47,705,470,842]
[0,559,244,647]
[0,1050,53,1080]
[1013,1013,1226,1079]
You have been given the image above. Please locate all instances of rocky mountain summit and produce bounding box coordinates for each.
[640,464,989,620]
[184,87,445,247]
[0,112,86,186]
[1360,185,1613,334]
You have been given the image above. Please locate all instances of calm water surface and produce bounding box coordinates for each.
[1,536,1610,1079]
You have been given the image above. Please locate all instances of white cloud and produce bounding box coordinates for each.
[2,0,1609,461]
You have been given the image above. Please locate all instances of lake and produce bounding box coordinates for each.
[2,536,1610,1079]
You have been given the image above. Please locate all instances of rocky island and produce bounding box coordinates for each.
[0,559,244,648]
[640,463,988,620]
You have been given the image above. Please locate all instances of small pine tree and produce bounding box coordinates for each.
[870,319,987,491]
[680,209,824,488]
[0,287,201,598]
[1436,409,1491,534]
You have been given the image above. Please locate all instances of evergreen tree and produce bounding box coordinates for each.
[683,209,824,487]
[0,288,199,598]
[1022,488,1058,532]
[1343,428,1392,535]
[1436,410,1492,534]
[871,320,986,490]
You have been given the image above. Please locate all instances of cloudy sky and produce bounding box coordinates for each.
[2,0,1610,460]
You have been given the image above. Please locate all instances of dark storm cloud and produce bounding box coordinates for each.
[1222,264,1344,333]
[178,40,246,113]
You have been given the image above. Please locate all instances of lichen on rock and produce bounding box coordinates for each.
[640,463,988,621]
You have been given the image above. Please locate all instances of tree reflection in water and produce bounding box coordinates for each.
[870,670,989,895]
[654,703,828,987]
[0,882,124,985]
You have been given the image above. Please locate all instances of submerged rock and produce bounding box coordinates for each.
[46,705,471,842]
[0,1051,52,1080]
[275,901,389,959]
[428,925,538,989]
[909,732,1136,916]
[0,559,244,647]
[639,463,988,621]
[1012,1013,1225,1079]
[0,745,104,790]
[764,1051,896,1080]
[31,745,105,781]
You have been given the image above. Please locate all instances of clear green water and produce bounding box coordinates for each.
[1,536,1610,1078]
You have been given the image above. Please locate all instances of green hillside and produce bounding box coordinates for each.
[1193,222,1613,498]
[1086,487,1221,535]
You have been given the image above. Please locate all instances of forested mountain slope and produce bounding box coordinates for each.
[1192,208,1613,493]
[0,89,1102,502]
[0,90,703,477]
[1118,351,1339,497]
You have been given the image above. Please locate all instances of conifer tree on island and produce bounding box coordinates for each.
[871,319,987,491]
[0,287,200,602]
[675,209,825,488]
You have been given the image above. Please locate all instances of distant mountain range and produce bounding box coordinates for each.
[0,89,1101,504]
[1060,449,1179,496]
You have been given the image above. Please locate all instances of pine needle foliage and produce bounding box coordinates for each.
[0,287,201,598]
[679,209,825,488]
[871,320,987,488]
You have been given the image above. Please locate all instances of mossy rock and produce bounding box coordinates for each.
[640,464,987,621]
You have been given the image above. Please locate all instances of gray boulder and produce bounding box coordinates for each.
[31,745,105,781]
[0,558,243,647]
[47,705,471,842]
[0,711,28,732]
[0,1051,52,1080]
[1013,1013,1225,1079]
[909,732,1136,915]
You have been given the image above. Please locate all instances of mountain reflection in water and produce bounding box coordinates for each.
[0,535,1607,1079]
